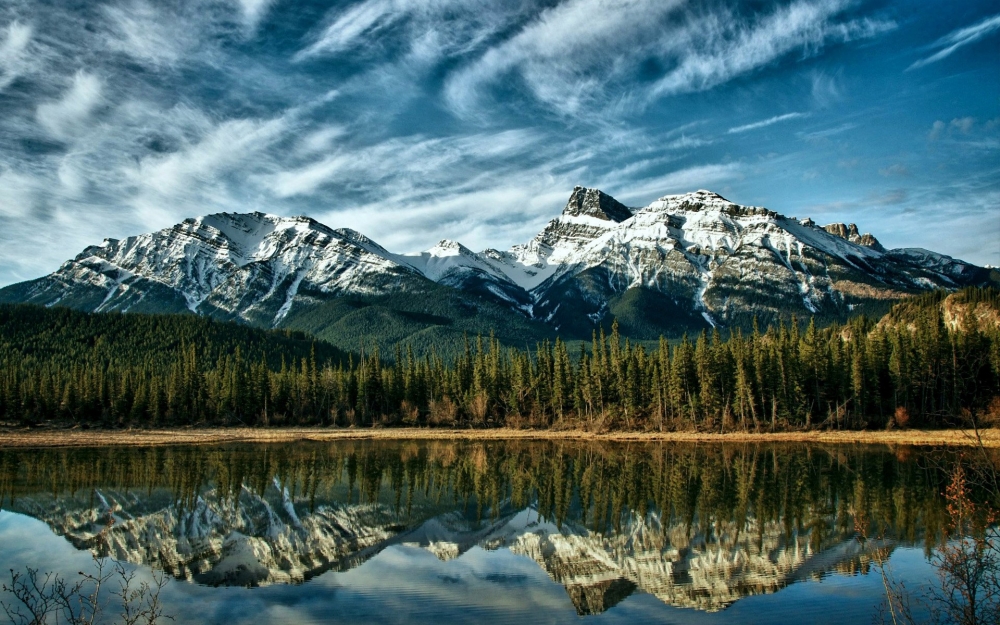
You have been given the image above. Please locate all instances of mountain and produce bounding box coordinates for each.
[0,213,427,326]
[0,212,550,354]
[476,187,994,335]
[2,187,994,349]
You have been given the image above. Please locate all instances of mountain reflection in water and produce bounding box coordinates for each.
[0,441,962,618]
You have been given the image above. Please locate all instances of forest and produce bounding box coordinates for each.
[1,288,998,432]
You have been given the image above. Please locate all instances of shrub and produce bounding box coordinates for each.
[893,406,911,429]
[427,397,457,427]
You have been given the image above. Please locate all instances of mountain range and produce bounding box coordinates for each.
[2,187,995,352]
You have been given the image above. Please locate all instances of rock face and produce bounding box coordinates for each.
[561,186,633,222]
[478,189,990,333]
[823,222,886,251]
[0,213,431,327]
[1,188,993,338]
[9,487,888,614]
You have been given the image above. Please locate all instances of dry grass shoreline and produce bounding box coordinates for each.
[0,426,998,448]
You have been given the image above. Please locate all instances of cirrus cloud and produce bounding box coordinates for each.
[35,71,103,140]
[908,13,1000,70]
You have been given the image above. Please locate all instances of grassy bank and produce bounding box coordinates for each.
[1,426,998,448]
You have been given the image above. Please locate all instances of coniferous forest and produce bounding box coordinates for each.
[1,288,998,432]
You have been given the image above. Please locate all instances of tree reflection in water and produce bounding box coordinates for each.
[0,441,992,616]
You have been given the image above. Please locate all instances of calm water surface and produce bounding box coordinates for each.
[0,440,964,624]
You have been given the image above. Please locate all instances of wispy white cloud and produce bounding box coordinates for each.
[270,153,352,198]
[101,0,267,67]
[444,0,892,119]
[56,155,88,198]
[1,90,299,285]
[268,128,543,199]
[0,20,32,92]
[809,70,842,107]
[952,117,974,135]
[36,71,103,140]
[295,124,348,156]
[798,122,857,141]
[296,0,398,60]
[235,0,275,31]
[608,163,745,205]
[651,0,894,97]
[315,173,574,254]
[908,13,1000,70]
[126,112,290,222]
[0,168,42,219]
[102,1,190,68]
[663,135,714,150]
[445,0,686,118]
[295,0,515,64]
[728,112,807,134]
[929,117,981,140]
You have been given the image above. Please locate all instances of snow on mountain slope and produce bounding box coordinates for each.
[485,188,989,331]
[483,186,635,291]
[394,240,532,308]
[0,187,992,337]
[3,212,431,326]
[397,240,507,283]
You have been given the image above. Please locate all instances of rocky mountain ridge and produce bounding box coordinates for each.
[1,187,994,345]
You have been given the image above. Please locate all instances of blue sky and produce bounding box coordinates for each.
[0,0,997,286]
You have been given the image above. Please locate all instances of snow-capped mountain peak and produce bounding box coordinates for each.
[3,209,427,326]
[427,239,470,257]
[475,187,989,331]
[2,187,992,340]
[396,239,520,294]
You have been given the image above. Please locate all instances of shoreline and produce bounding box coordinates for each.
[0,426,998,448]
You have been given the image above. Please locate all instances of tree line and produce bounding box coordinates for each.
[1,288,998,431]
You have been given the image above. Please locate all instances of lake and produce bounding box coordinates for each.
[0,440,973,624]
